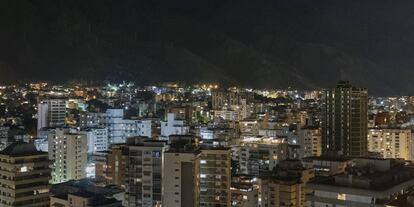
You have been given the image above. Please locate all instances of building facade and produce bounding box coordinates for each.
[37,98,66,132]
[160,113,189,140]
[322,81,368,156]
[298,127,322,158]
[48,128,87,183]
[162,138,200,207]
[367,128,412,160]
[0,142,51,206]
[126,137,168,207]
[196,148,232,207]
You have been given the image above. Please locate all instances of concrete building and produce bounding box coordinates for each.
[48,128,88,184]
[367,128,412,160]
[162,136,200,207]
[230,175,259,207]
[81,109,152,144]
[298,126,321,158]
[213,110,241,121]
[239,119,261,136]
[196,147,232,207]
[160,113,189,140]
[37,99,66,133]
[50,192,123,207]
[50,179,124,207]
[260,160,313,207]
[322,81,368,156]
[307,158,414,207]
[198,126,235,147]
[106,144,129,186]
[233,137,291,176]
[0,142,51,206]
[81,127,109,154]
[302,156,352,177]
[123,119,152,138]
[0,126,9,150]
[105,109,126,144]
[80,112,105,128]
[126,137,168,207]
[93,151,108,181]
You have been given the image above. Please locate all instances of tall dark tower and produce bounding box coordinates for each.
[321,81,368,156]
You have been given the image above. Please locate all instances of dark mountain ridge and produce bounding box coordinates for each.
[1,0,413,95]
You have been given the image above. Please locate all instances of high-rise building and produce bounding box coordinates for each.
[162,136,200,207]
[367,128,412,160]
[321,81,368,156]
[107,144,129,186]
[126,137,168,207]
[196,147,232,207]
[105,109,125,144]
[48,128,87,183]
[0,142,51,206]
[298,126,321,158]
[37,98,66,132]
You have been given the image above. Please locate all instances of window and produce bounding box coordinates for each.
[337,193,346,200]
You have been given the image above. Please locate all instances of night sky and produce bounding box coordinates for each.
[1,0,414,95]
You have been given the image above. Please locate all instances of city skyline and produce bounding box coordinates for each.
[2,1,414,206]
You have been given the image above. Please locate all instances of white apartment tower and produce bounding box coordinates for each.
[105,109,125,144]
[48,128,87,183]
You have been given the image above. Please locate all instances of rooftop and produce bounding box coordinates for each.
[302,156,352,162]
[0,141,47,157]
[309,160,414,191]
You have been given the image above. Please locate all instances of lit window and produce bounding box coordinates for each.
[20,166,28,172]
[337,193,346,200]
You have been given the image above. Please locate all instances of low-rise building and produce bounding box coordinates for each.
[302,156,352,177]
[307,158,414,207]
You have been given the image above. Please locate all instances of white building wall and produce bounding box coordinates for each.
[48,128,87,184]
[160,113,189,140]
[80,127,109,154]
